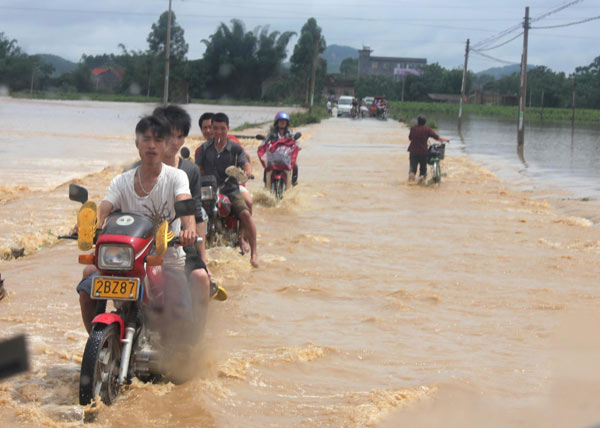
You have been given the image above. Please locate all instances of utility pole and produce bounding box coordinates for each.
[458,38,470,130]
[571,76,576,129]
[517,6,529,147]
[309,34,319,113]
[162,0,172,105]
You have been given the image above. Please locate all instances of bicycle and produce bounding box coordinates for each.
[428,141,447,184]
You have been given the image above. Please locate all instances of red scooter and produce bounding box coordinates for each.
[257,132,302,200]
[60,184,201,405]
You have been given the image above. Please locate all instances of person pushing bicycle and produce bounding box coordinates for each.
[407,115,449,183]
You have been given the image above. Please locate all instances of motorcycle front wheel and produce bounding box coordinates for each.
[79,323,122,405]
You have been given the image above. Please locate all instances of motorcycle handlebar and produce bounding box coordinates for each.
[58,234,78,240]
[170,236,203,246]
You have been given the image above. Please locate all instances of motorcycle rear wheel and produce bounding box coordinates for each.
[272,178,285,200]
[79,323,122,405]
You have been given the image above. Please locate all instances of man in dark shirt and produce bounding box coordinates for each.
[407,115,449,183]
[195,113,259,268]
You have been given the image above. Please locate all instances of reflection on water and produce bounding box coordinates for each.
[438,115,600,199]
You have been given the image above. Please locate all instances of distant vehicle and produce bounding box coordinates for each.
[336,96,353,117]
[363,96,374,106]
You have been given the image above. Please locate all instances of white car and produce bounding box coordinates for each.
[337,96,354,117]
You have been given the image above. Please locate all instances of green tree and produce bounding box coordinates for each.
[290,18,326,104]
[202,19,295,99]
[147,10,188,101]
[339,57,358,79]
[0,33,54,92]
[574,56,600,109]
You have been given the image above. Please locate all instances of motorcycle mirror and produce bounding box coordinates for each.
[0,335,29,381]
[293,132,302,141]
[174,198,197,218]
[155,221,169,257]
[255,134,266,140]
[180,147,190,159]
[69,184,88,204]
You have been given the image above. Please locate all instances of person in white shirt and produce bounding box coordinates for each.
[76,115,200,333]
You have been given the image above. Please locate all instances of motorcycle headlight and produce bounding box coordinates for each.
[98,244,134,271]
[201,186,215,201]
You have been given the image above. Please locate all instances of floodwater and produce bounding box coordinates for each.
[2,100,600,427]
[438,115,600,201]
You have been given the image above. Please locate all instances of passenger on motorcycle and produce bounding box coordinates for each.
[197,112,253,215]
[76,115,201,333]
[195,113,259,268]
[258,111,298,186]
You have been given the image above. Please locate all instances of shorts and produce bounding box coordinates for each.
[230,192,249,217]
[76,271,97,295]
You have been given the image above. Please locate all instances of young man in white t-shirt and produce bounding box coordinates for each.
[76,115,200,333]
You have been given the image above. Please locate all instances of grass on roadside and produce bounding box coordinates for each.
[390,101,600,127]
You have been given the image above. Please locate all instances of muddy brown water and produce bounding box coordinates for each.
[1,109,600,427]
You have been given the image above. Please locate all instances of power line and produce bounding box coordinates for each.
[471,0,585,52]
[474,31,523,52]
[531,15,600,29]
[530,0,585,23]
[470,49,519,66]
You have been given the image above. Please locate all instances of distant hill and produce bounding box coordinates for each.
[477,64,537,79]
[323,44,358,73]
[37,54,78,77]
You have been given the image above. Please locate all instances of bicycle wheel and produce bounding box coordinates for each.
[432,161,441,184]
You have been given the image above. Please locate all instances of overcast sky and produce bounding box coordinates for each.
[1,0,598,74]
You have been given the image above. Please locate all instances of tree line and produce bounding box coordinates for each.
[1,11,600,110]
[0,14,326,104]
[354,61,600,110]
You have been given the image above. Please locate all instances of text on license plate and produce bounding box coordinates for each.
[92,276,140,300]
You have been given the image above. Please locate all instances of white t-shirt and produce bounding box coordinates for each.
[103,163,191,268]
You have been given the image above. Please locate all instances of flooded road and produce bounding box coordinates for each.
[2,106,600,427]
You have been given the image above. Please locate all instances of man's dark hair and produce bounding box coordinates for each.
[198,112,214,129]
[417,115,427,126]
[212,112,229,127]
[153,104,191,136]
[135,114,171,142]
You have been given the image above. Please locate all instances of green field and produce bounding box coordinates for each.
[390,101,600,127]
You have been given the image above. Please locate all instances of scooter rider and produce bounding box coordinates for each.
[259,111,298,186]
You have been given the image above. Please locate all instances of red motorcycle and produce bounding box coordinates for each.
[199,170,253,249]
[60,184,201,405]
[257,132,302,200]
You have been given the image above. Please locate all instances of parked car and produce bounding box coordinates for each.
[362,96,374,106]
[337,96,353,117]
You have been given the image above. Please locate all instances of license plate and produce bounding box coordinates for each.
[92,276,140,301]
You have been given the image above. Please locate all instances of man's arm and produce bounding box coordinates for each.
[97,200,114,229]
[176,194,197,247]
[195,144,206,176]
